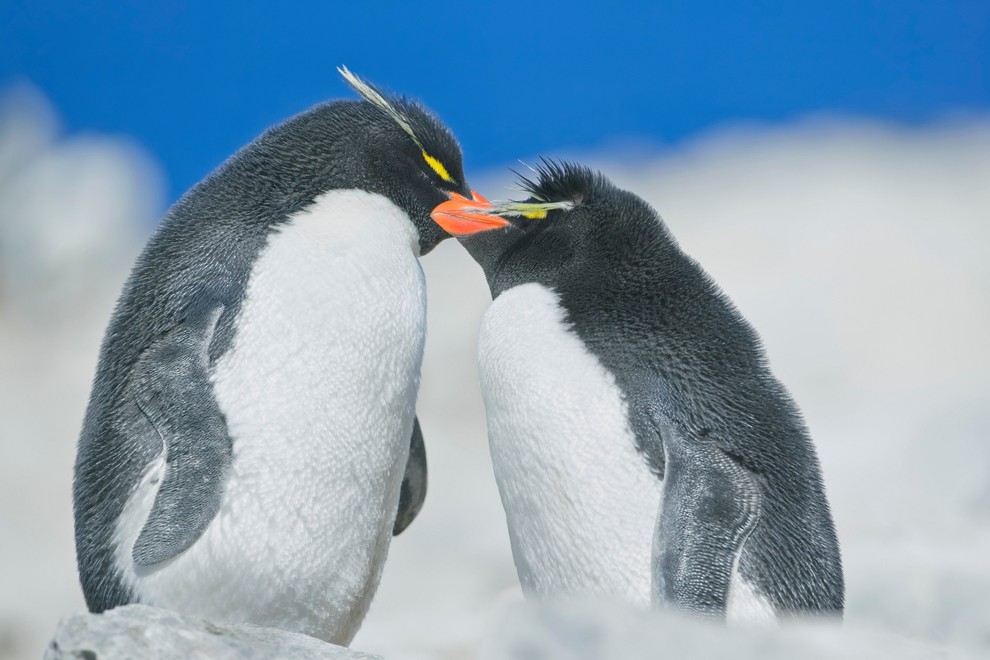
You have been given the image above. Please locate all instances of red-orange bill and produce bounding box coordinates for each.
[431,191,508,236]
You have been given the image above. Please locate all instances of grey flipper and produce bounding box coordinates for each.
[130,302,232,566]
[651,420,761,618]
[392,416,427,536]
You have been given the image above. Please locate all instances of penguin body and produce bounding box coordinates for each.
[74,72,472,643]
[433,162,844,620]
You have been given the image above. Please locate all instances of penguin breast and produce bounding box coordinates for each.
[477,282,663,606]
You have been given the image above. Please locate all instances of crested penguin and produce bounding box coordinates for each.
[432,161,844,621]
[73,68,480,644]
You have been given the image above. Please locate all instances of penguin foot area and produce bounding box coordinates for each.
[44,605,381,660]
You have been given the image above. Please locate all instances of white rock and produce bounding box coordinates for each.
[44,605,380,660]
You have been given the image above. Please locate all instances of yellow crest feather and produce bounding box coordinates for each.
[422,151,455,183]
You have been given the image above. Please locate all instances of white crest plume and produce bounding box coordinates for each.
[337,66,422,149]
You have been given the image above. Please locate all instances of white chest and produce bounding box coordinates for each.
[114,190,426,644]
[477,283,663,606]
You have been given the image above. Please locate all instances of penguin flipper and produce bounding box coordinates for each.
[130,304,232,566]
[393,416,427,536]
[651,423,761,618]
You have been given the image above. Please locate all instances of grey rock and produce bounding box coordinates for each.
[44,605,381,660]
[480,599,983,660]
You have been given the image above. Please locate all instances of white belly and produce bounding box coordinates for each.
[113,190,426,644]
[478,283,663,606]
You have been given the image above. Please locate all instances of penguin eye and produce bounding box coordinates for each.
[421,151,455,184]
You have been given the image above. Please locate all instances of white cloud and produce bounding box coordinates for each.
[0,83,161,318]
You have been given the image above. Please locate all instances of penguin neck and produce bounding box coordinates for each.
[459,228,541,300]
[411,210,449,255]
[463,215,685,303]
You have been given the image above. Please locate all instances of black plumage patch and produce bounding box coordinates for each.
[339,68,464,190]
[393,96,464,180]
[515,159,608,205]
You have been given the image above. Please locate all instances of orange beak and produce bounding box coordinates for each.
[431,191,509,236]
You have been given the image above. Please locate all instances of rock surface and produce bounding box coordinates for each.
[44,605,380,660]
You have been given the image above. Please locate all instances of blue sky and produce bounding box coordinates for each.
[2,1,987,202]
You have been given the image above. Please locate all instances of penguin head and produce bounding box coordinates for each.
[431,160,668,294]
[230,68,477,255]
[335,67,482,253]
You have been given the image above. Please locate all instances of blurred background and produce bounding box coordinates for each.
[1,2,988,658]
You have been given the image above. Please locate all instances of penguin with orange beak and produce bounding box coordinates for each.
[73,68,487,644]
[432,161,844,621]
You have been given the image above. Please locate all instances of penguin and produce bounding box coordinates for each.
[73,68,481,644]
[431,161,844,621]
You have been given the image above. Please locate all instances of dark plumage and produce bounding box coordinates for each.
[454,160,844,618]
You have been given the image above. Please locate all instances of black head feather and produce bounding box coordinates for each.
[515,159,609,206]
[404,98,461,160]
[378,93,465,187]
[339,67,465,191]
